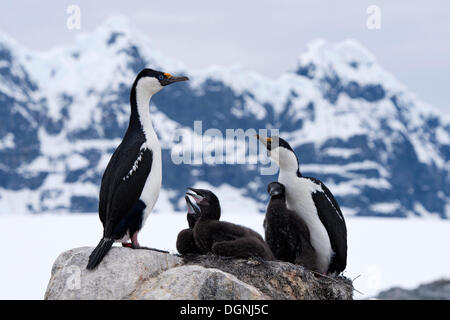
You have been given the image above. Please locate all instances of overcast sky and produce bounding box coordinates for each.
[1,1,449,114]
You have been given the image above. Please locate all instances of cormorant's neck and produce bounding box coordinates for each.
[277,148,301,177]
[129,82,155,135]
[270,194,286,202]
[198,216,212,223]
[129,85,140,128]
[278,160,302,177]
[199,209,221,222]
[187,214,199,229]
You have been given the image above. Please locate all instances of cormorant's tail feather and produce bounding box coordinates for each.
[86,238,114,270]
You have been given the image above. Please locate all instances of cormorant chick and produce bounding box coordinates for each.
[264,182,317,271]
[176,196,202,255]
[187,188,274,261]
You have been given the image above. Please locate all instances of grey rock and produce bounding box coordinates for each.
[377,279,450,300]
[45,247,353,300]
[44,247,182,300]
[130,265,267,300]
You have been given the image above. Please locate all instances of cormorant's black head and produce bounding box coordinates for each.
[256,135,300,173]
[267,182,286,199]
[186,188,221,221]
[136,68,189,86]
[133,68,189,96]
[256,135,293,152]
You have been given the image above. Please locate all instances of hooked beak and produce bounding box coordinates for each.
[161,73,189,86]
[256,134,272,148]
[185,195,200,215]
[186,187,205,204]
[256,134,273,155]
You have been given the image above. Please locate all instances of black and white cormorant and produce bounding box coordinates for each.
[176,196,201,255]
[186,188,275,261]
[87,69,188,270]
[264,182,317,271]
[257,135,347,274]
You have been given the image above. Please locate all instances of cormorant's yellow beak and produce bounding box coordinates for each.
[256,134,272,145]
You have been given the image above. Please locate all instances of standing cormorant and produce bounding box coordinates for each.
[87,69,188,269]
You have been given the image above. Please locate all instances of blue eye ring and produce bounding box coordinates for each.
[158,75,164,80]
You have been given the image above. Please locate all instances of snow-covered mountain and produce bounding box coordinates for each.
[0,17,449,218]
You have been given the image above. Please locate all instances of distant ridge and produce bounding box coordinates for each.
[0,16,449,218]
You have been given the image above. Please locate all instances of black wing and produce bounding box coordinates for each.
[306,177,347,274]
[99,132,153,238]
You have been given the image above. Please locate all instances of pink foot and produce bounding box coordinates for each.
[124,232,168,253]
[131,232,140,249]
